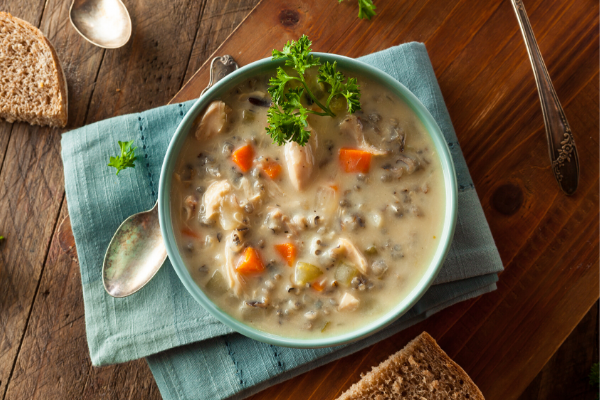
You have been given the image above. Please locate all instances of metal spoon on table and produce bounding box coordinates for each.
[511,0,579,195]
[69,0,132,49]
[103,55,239,298]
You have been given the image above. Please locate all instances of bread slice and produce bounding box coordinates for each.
[0,12,68,127]
[336,332,485,400]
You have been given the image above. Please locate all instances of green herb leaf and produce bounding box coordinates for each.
[357,0,377,19]
[590,363,599,389]
[318,61,361,113]
[272,35,321,75]
[266,89,311,146]
[0,236,4,240]
[338,0,377,20]
[268,67,299,105]
[266,35,362,146]
[108,140,137,176]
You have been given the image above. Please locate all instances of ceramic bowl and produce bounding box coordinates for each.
[158,53,457,348]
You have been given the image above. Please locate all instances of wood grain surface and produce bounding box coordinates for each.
[0,0,597,399]
[518,301,599,400]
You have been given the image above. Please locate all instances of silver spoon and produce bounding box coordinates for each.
[511,0,579,195]
[103,55,239,298]
[69,0,132,49]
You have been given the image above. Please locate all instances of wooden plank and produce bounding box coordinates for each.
[1,1,260,398]
[517,302,599,400]
[0,0,105,396]
[3,205,161,400]
[181,0,261,86]
[82,0,206,122]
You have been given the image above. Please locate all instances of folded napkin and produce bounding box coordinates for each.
[61,42,502,400]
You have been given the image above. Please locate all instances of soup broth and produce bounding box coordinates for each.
[171,69,445,338]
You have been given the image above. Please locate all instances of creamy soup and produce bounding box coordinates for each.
[171,69,445,338]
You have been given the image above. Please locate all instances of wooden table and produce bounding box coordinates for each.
[0,0,597,399]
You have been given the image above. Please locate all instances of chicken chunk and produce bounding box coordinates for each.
[203,180,232,220]
[202,180,244,230]
[338,292,359,311]
[194,101,231,140]
[284,140,314,191]
[329,238,369,274]
[237,177,262,205]
[183,195,198,221]
[339,115,387,156]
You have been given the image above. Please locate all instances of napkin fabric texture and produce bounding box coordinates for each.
[61,42,503,400]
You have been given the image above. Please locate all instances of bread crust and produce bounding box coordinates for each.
[0,12,68,128]
[41,35,69,127]
[336,332,485,400]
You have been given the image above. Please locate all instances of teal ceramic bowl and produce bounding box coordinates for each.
[158,53,457,348]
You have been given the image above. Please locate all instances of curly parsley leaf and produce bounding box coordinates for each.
[266,36,362,146]
[590,363,599,394]
[108,140,137,176]
[338,0,376,20]
[318,61,361,113]
[341,77,361,113]
[268,67,299,105]
[266,90,311,146]
[358,0,377,19]
[272,35,321,75]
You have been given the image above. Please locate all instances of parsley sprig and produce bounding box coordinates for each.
[338,0,377,20]
[108,140,137,175]
[266,35,361,146]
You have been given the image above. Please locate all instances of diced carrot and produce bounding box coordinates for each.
[339,148,372,173]
[262,161,282,179]
[329,184,339,192]
[231,144,254,172]
[274,243,297,267]
[181,227,200,239]
[236,247,265,275]
[311,278,327,292]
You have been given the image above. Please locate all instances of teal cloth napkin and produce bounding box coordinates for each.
[61,42,503,400]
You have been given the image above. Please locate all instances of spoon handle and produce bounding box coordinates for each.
[511,0,579,195]
[201,55,239,96]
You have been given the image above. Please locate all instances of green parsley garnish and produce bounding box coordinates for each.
[266,35,361,146]
[338,0,377,20]
[108,140,137,175]
[0,236,4,240]
[590,363,599,399]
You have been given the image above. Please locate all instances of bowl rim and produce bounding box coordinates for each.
[158,52,458,348]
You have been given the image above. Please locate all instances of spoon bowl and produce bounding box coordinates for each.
[70,0,132,49]
[103,203,166,297]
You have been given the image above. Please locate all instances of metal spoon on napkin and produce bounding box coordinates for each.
[103,55,239,298]
[69,0,132,49]
[511,0,579,195]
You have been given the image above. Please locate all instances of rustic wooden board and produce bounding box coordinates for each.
[518,302,598,400]
[0,0,597,399]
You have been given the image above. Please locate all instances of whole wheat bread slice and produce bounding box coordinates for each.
[0,12,68,127]
[336,332,485,400]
